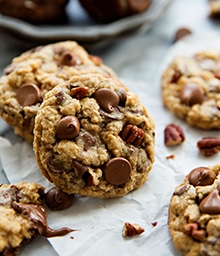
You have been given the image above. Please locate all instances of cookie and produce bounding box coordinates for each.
[168,165,220,256]
[161,50,220,130]
[0,182,73,256]
[208,0,220,18]
[78,0,152,23]
[33,74,155,198]
[0,41,116,143]
[0,0,69,24]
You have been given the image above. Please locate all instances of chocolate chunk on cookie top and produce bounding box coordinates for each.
[168,164,220,255]
[161,50,220,129]
[33,74,155,198]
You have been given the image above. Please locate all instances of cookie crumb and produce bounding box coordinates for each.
[151,221,158,227]
[166,154,175,159]
[122,222,145,237]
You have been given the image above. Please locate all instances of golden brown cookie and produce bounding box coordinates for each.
[33,74,155,198]
[161,50,220,130]
[169,164,220,255]
[0,41,116,143]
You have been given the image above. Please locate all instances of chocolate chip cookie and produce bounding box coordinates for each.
[33,74,155,198]
[168,164,220,255]
[0,0,69,24]
[161,50,220,130]
[0,41,116,143]
[0,182,73,256]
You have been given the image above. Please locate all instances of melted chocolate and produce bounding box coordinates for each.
[13,203,74,237]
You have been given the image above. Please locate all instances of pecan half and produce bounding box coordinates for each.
[70,86,88,100]
[120,124,145,147]
[197,137,220,157]
[182,223,206,242]
[164,123,185,146]
[122,222,145,237]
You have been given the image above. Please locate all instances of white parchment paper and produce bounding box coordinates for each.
[0,32,220,256]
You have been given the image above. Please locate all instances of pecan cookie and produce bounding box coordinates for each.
[0,182,73,256]
[168,164,220,256]
[161,50,220,130]
[33,74,155,198]
[0,41,116,143]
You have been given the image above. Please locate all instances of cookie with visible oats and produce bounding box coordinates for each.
[168,164,220,256]
[0,182,73,256]
[33,74,155,198]
[161,50,220,130]
[0,40,116,143]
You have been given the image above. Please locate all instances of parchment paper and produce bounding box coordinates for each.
[0,32,220,256]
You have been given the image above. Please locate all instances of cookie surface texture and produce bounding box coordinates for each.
[168,164,220,256]
[161,50,220,130]
[33,74,155,198]
[0,41,116,143]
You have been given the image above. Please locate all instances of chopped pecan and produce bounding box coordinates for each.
[164,123,185,146]
[70,86,88,100]
[120,124,145,147]
[122,222,145,237]
[89,55,103,66]
[182,223,206,242]
[197,137,220,157]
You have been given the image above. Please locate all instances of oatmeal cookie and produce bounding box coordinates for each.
[33,74,155,198]
[168,164,220,256]
[0,182,73,256]
[0,40,116,143]
[161,50,220,130]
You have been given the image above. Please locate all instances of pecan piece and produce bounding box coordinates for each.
[122,222,145,237]
[182,223,206,242]
[164,123,185,146]
[70,86,88,100]
[120,124,145,147]
[197,137,220,157]
[89,54,103,66]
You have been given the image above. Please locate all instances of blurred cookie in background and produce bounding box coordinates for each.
[78,0,152,23]
[0,0,70,24]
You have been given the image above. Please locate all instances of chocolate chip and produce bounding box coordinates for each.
[16,83,41,106]
[56,116,80,140]
[58,51,82,66]
[117,88,127,106]
[104,157,131,185]
[72,160,88,178]
[170,70,181,83]
[93,88,120,112]
[174,27,192,43]
[47,158,64,174]
[180,83,204,106]
[82,133,96,151]
[188,167,216,186]
[199,189,220,214]
[45,187,75,211]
